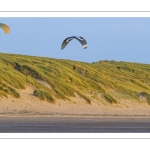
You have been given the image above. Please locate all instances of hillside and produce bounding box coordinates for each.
[0,52,150,108]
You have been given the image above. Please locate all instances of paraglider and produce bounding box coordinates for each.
[0,23,10,34]
[61,36,87,49]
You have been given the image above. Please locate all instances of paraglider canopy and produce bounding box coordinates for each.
[61,36,87,49]
[0,23,10,34]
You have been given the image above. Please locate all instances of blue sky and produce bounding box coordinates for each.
[0,17,150,64]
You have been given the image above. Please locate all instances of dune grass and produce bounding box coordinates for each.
[0,53,150,104]
[34,89,54,103]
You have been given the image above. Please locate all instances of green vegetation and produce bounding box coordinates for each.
[0,53,150,105]
[76,91,91,104]
[34,89,54,103]
[0,80,20,98]
[104,93,117,104]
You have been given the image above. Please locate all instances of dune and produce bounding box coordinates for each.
[0,53,150,119]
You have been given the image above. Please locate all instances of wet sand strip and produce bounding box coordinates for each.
[0,117,150,133]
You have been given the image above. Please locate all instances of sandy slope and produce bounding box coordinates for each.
[0,86,150,118]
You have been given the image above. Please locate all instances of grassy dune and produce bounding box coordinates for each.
[0,53,150,105]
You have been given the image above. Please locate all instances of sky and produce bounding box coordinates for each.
[0,17,150,64]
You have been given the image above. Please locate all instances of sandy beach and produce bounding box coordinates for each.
[0,86,150,119]
[0,87,150,132]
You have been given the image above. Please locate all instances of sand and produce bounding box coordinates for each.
[0,86,150,118]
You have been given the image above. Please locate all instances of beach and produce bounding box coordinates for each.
[0,86,150,132]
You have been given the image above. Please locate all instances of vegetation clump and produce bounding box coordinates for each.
[34,89,54,103]
[104,94,117,104]
[138,92,150,104]
[0,81,20,98]
[76,91,91,104]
